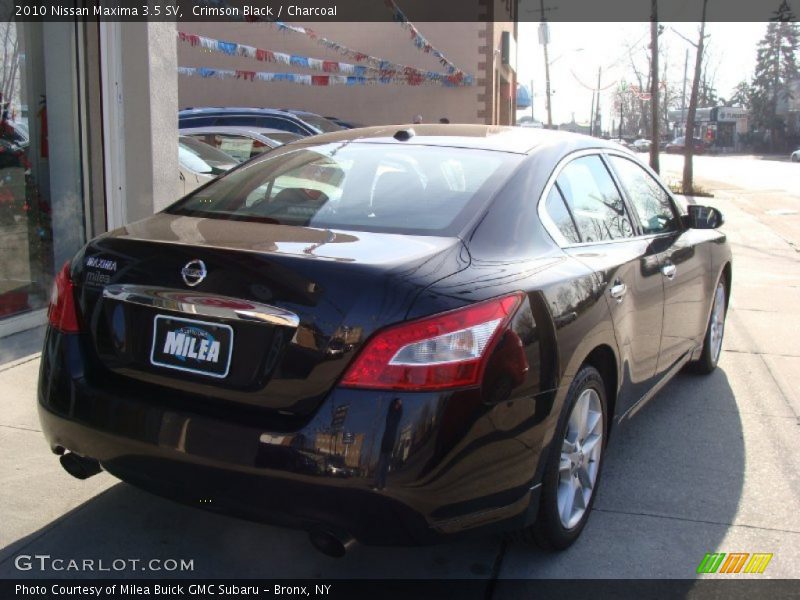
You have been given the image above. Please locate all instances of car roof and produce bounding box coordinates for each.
[283,109,320,116]
[179,107,299,118]
[179,125,295,138]
[298,124,626,155]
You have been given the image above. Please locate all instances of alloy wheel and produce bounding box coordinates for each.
[709,281,726,364]
[557,388,604,529]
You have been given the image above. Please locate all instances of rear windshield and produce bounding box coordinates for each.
[167,142,521,236]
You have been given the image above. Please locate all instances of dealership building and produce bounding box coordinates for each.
[177,19,518,126]
[0,11,517,351]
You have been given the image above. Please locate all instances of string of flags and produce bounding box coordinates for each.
[266,21,473,86]
[177,66,461,87]
[177,31,472,86]
[179,0,474,87]
[383,0,465,77]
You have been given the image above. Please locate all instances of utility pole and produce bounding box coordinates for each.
[530,79,535,121]
[649,1,660,173]
[539,0,553,128]
[589,90,596,136]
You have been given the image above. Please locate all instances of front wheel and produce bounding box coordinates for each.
[513,365,607,550]
[688,276,728,374]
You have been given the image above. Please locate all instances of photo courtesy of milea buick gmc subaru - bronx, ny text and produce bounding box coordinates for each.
[38,125,730,556]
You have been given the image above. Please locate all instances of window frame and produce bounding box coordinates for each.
[603,153,684,239]
[538,148,685,248]
[538,149,638,247]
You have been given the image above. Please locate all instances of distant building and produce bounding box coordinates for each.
[558,117,591,135]
[668,106,750,151]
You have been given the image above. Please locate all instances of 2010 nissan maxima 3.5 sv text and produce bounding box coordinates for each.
[39,125,731,555]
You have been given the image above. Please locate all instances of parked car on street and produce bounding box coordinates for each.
[631,138,651,152]
[179,107,337,136]
[40,125,730,556]
[180,126,302,162]
[791,148,800,162]
[178,136,237,195]
[665,136,706,154]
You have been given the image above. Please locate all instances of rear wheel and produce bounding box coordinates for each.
[513,365,607,550]
[688,276,727,374]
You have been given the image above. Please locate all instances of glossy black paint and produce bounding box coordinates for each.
[38,125,732,545]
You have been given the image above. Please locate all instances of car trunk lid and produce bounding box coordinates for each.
[74,213,468,416]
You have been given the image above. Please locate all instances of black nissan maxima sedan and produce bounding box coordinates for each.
[39,125,730,555]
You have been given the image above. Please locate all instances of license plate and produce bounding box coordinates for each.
[150,315,233,378]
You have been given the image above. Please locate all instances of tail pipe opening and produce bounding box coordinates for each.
[59,452,102,480]
[308,528,356,558]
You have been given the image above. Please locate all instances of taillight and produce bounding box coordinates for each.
[340,292,524,391]
[47,262,80,333]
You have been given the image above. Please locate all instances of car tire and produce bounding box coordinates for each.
[687,274,728,375]
[792,154,799,162]
[512,365,608,550]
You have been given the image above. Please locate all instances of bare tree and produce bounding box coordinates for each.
[0,21,20,111]
[626,45,650,137]
[682,0,709,194]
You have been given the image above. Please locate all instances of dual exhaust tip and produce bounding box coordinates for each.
[58,450,355,557]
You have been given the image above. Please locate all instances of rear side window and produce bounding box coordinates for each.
[544,186,580,244]
[608,156,678,235]
[168,143,520,236]
[256,117,307,135]
[212,115,308,135]
[556,155,634,243]
[179,116,216,128]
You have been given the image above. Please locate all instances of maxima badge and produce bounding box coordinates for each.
[181,259,207,287]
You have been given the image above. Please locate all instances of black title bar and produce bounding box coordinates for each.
[4,579,800,600]
[4,0,800,22]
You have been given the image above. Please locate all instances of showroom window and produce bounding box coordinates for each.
[0,21,87,331]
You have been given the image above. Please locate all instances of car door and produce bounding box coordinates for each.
[543,153,665,414]
[606,154,710,375]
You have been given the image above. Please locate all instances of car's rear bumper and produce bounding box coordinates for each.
[38,330,543,545]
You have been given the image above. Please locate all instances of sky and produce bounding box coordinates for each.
[516,22,767,128]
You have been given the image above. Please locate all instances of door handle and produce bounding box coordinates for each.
[662,263,677,280]
[609,281,627,302]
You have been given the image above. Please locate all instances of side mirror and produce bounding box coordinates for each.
[683,204,724,229]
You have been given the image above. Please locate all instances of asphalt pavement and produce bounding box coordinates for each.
[1,154,798,583]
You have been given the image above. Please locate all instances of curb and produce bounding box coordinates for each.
[0,353,42,374]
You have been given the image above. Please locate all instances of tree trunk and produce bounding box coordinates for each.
[649,2,660,173]
[682,0,707,194]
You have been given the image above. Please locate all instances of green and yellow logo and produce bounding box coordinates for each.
[697,552,773,574]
